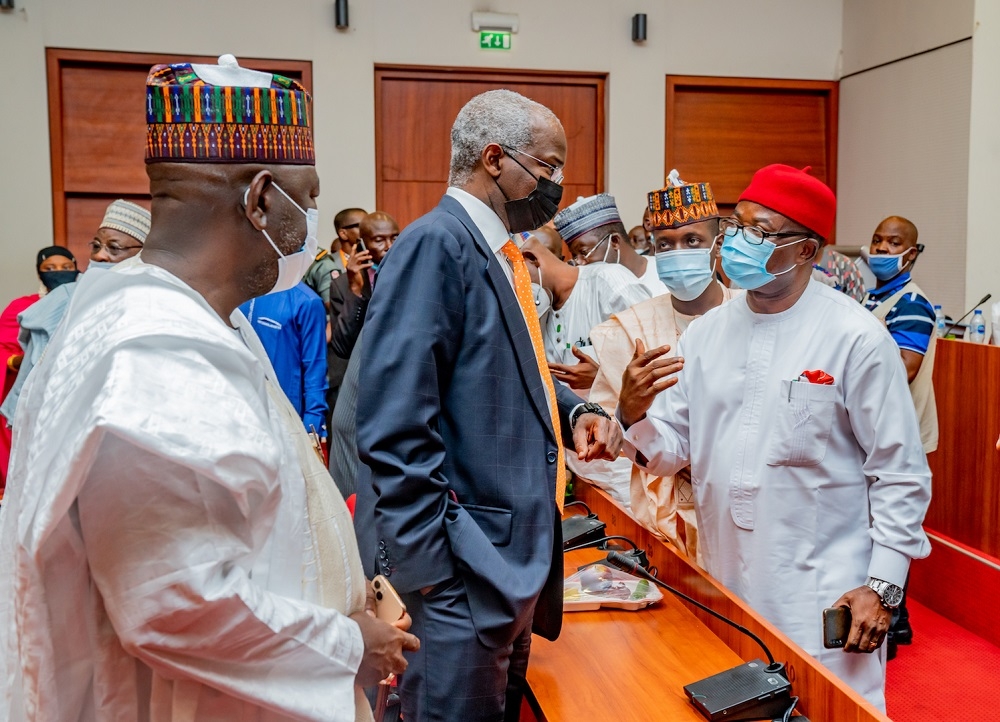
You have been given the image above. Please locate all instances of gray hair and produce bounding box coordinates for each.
[448,89,561,186]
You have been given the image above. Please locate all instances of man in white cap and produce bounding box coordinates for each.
[0,55,416,722]
[557,193,667,297]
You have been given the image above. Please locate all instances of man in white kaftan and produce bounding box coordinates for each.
[618,165,931,711]
[0,55,415,722]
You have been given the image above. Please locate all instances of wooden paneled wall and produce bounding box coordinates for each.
[665,76,838,224]
[46,49,311,267]
[375,65,606,229]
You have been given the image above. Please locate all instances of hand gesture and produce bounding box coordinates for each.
[347,248,373,297]
[572,411,623,462]
[350,580,420,686]
[618,339,684,428]
[830,586,891,654]
[551,347,600,390]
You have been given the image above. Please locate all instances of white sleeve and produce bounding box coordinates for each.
[845,335,932,587]
[76,431,363,722]
[619,336,692,478]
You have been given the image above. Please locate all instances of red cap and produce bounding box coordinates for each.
[738,164,836,240]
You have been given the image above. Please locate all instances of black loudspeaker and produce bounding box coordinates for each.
[0,0,15,10]
[632,13,647,43]
[335,0,349,29]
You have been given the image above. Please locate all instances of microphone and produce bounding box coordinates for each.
[944,293,992,338]
[605,551,777,668]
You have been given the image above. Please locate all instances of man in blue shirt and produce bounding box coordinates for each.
[240,282,329,446]
[862,215,936,658]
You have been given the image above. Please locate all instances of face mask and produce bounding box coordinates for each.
[719,228,809,291]
[87,261,115,271]
[495,152,564,233]
[655,246,716,301]
[861,246,912,282]
[246,182,319,295]
[39,270,79,291]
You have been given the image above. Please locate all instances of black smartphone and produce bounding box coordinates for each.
[823,606,851,649]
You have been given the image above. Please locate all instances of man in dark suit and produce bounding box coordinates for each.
[355,90,623,722]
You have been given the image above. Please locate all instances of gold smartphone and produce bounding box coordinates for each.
[373,574,406,623]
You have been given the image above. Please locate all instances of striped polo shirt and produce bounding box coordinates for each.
[863,272,935,355]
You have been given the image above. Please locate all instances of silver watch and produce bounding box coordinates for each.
[865,577,904,609]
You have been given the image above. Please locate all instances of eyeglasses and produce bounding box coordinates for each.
[89,240,143,258]
[718,218,811,246]
[501,146,564,185]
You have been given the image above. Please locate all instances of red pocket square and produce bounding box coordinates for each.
[800,369,835,385]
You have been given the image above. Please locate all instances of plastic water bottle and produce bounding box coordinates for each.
[969,309,987,344]
[934,305,946,338]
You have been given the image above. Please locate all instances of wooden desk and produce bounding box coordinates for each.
[524,486,891,722]
[526,550,743,721]
[925,338,1000,558]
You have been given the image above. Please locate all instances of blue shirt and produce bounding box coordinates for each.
[240,282,329,437]
[863,272,935,355]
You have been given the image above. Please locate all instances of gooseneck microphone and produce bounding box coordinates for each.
[605,551,777,668]
[944,293,992,338]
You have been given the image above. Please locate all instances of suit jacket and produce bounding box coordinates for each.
[354,195,581,650]
[329,268,371,361]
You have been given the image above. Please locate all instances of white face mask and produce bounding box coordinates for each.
[245,182,319,295]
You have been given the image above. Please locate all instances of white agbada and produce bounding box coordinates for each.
[542,263,651,366]
[0,260,370,722]
[621,280,931,710]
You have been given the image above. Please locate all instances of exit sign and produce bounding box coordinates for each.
[480,30,511,50]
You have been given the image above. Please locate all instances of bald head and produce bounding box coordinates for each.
[530,226,565,261]
[360,211,399,264]
[873,216,919,249]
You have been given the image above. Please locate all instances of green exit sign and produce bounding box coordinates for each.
[480,30,511,50]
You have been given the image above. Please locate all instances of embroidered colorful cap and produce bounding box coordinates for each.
[145,54,314,165]
[738,164,836,240]
[647,169,719,230]
[552,193,622,243]
[99,200,151,244]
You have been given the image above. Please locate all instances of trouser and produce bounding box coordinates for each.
[399,577,533,722]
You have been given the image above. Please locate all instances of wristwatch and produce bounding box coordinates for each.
[865,577,904,609]
[570,402,612,429]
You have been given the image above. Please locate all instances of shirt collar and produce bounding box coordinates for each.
[869,271,912,299]
[446,186,512,254]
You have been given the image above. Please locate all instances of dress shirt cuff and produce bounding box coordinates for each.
[618,411,656,468]
[866,543,911,589]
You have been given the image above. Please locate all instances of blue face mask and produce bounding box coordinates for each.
[719,227,809,291]
[655,246,716,301]
[862,247,912,282]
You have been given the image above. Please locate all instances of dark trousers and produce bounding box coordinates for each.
[399,577,533,722]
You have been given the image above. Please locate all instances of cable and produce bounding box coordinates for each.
[781,695,799,722]
[563,535,638,554]
[606,551,778,667]
[562,500,593,515]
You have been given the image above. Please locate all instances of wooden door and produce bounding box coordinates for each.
[665,76,838,225]
[375,65,606,229]
[46,48,311,268]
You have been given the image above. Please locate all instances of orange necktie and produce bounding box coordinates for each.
[501,240,566,511]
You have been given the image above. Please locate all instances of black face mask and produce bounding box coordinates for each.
[39,269,79,291]
[495,152,564,233]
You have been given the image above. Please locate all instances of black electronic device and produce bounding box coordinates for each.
[684,660,792,722]
[606,552,799,722]
[822,606,851,649]
[561,502,607,550]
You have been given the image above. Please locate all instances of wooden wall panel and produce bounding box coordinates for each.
[925,339,1000,558]
[665,76,838,223]
[375,66,606,229]
[47,49,312,249]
